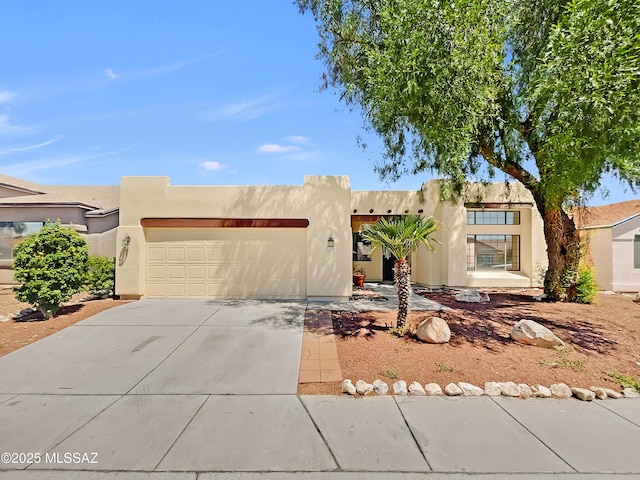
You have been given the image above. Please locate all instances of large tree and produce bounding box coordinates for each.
[298,0,640,301]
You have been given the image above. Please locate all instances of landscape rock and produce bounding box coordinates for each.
[393,380,408,396]
[603,388,623,399]
[409,381,426,396]
[571,387,595,401]
[425,383,442,396]
[518,384,532,398]
[0,315,10,323]
[533,293,548,302]
[454,289,490,303]
[415,317,451,344]
[623,388,639,398]
[341,379,356,395]
[499,381,521,397]
[444,383,463,396]
[511,319,564,349]
[484,382,502,396]
[589,386,608,400]
[531,385,552,398]
[550,383,572,398]
[372,379,389,395]
[458,382,484,396]
[355,380,374,395]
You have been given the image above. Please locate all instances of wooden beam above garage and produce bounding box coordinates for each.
[141,218,309,228]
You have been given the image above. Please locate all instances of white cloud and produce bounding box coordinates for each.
[199,88,289,124]
[257,144,302,154]
[0,114,30,135]
[0,91,16,104]
[284,135,309,144]
[2,146,134,177]
[0,135,63,156]
[105,68,119,80]
[200,160,229,171]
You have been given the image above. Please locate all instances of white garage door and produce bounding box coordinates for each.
[145,228,306,299]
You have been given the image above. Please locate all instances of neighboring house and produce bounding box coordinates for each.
[576,199,640,292]
[115,175,547,300]
[0,174,119,283]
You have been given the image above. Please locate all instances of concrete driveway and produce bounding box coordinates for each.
[1,299,640,479]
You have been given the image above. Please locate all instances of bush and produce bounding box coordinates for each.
[87,256,115,298]
[575,265,598,304]
[13,222,89,318]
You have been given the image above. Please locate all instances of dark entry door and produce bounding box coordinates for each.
[382,255,395,282]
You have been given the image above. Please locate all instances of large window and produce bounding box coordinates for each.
[352,232,372,261]
[467,235,520,271]
[0,222,43,260]
[467,210,520,225]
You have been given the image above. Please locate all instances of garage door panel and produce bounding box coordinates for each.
[145,228,306,299]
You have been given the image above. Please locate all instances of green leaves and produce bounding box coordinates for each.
[359,214,441,261]
[13,222,89,318]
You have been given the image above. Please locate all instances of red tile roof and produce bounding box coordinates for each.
[574,199,640,228]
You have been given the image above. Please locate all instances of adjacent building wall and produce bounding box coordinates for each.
[611,216,640,291]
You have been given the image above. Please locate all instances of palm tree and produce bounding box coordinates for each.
[359,215,441,330]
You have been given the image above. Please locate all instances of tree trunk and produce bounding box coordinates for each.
[541,207,581,301]
[394,258,411,328]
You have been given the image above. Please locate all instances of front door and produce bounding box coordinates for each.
[382,255,395,283]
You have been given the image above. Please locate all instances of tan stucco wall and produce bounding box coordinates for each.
[116,175,352,300]
[115,176,547,298]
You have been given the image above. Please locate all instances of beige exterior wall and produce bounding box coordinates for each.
[116,175,352,300]
[115,175,547,298]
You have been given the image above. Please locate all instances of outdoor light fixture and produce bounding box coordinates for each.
[327,234,335,252]
[122,233,131,248]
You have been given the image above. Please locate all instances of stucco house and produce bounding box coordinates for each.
[0,174,119,283]
[577,199,640,292]
[115,175,547,300]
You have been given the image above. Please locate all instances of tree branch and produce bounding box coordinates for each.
[478,136,539,191]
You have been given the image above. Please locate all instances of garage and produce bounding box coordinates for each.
[143,221,307,299]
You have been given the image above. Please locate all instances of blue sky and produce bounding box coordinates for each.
[0,2,635,205]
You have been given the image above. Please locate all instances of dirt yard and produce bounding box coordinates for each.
[299,289,640,394]
[0,286,130,357]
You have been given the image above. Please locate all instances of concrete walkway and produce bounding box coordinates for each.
[0,299,639,479]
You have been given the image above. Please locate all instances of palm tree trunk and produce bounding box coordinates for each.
[394,258,411,328]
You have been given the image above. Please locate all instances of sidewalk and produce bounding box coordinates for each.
[1,298,639,479]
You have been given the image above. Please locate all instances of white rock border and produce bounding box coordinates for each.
[341,379,637,400]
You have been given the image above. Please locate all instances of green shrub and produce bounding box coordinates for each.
[87,256,115,298]
[13,222,89,318]
[575,265,598,304]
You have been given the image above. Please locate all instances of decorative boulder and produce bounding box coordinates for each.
[511,319,564,349]
[531,384,552,398]
[425,383,443,396]
[458,382,484,396]
[409,381,426,396]
[518,384,532,398]
[571,387,595,401]
[393,380,408,396]
[444,383,463,396]
[372,379,389,395]
[589,386,608,400]
[499,381,521,397]
[550,383,572,398]
[416,317,451,344]
[623,388,639,398]
[455,289,490,303]
[342,379,356,395]
[603,388,623,399]
[355,380,374,395]
[484,382,502,396]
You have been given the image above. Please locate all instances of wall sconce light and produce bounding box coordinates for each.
[327,234,335,252]
[122,233,131,248]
